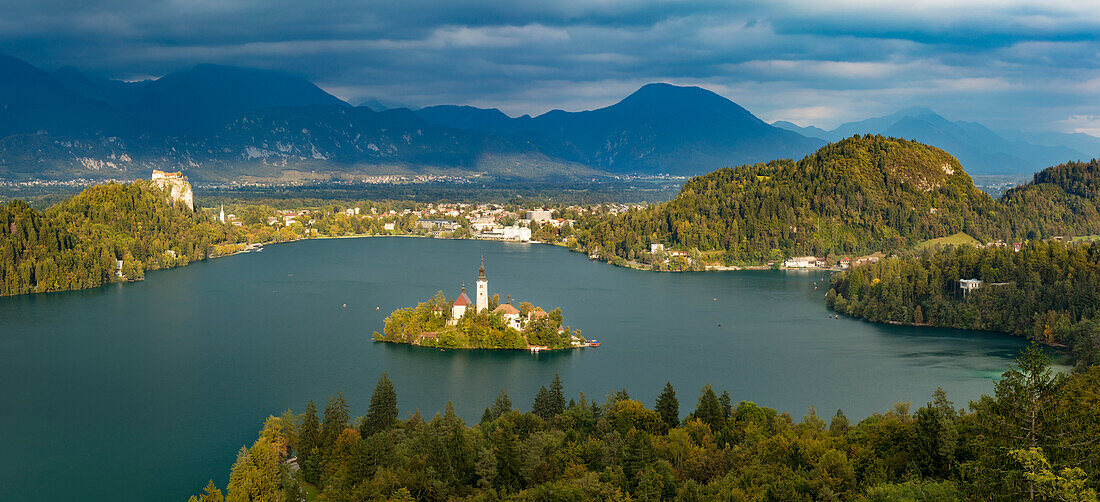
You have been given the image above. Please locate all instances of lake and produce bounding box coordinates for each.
[0,237,1035,501]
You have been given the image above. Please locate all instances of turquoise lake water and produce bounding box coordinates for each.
[0,237,1034,500]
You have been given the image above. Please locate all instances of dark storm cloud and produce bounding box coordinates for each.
[1,0,1099,132]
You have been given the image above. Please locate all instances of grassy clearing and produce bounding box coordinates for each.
[916,232,981,250]
[1072,235,1100,242]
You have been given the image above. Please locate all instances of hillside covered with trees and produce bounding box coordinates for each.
[574,136,1100,266]
[827,241,1100,368]
[190,348,1099,501]
[0,181,235,295]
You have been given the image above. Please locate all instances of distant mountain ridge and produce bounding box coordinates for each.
[773,108,1097,175]
[416,83,824,175]
[2,51,1095,182]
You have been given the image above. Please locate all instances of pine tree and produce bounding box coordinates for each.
[361,373,398,437]
[320,392,350,450]
[297,399,320,479]
[655,382,680,429]
[481,407,493,424]
[549,374,566,416]
[694,384,723,429]
[914,388,958,477]
[187,480,224,502]
[532,386,553,421]
[719,390,732,419]
[490,388,512,418]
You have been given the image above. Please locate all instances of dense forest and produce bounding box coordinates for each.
[0,181,235,295]
[373,292,583,349]
[573,136,1100,266]
[189,347,1099,502]
[827,241,1100,368]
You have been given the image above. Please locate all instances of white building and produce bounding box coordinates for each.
[501,225,531,242]
[650,243,665,254]
[451,286,471,322]
[469,216,496,232]
[783,256,818,268]
[476,257,488,312]
[525,210,552,222]
[493,303,522,330]
[960,279,983,294]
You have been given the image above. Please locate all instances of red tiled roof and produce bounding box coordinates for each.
[454,292,471,306]
[494,304,520,315]
[529,309,548,319]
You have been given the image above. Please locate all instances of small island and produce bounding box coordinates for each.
[372,257,589,350]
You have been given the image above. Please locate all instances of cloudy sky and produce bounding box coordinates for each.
[2,0,1099,132]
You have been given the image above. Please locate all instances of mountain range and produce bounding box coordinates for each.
[773,108,1100,175]
[0,52,1096,182]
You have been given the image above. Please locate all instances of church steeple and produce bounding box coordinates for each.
[476,255,488,312]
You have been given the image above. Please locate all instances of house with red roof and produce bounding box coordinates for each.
[493,303,522,330]
[450,285,472,324]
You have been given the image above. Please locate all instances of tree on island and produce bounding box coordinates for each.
[361,373,398,437]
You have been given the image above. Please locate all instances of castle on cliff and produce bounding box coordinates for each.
[151,170,194,211]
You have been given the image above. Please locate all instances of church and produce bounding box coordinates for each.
[449,256,490,323]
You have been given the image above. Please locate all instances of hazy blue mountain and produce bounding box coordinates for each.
[417,83,825,175]
[997,129,1100,159]
[54,64,349,135]
[416,105,522,135]
[773,108,1091,175]
[0,54,131,137]
[126,64,349,134]
[357,97,410,111]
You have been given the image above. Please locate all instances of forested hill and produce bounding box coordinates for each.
[575,135,1100,266]
[992,158,1100,240]
[576,135,1001,264]
[827,241,1100,367]
[0,181,235,295]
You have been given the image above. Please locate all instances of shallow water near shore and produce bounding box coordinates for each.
[0,237,1037,501]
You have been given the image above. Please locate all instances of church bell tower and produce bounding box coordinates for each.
[476,255,488,312]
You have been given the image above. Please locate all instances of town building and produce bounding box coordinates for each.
[525,210,552,222]
[417,219,459,231]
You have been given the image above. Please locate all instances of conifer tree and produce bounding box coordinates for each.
[532,386,553,421]
[549,374,566,416]
[320,392,349,450]
[490,388,512,418]
[655,382,680,429]
[297,399,320,477]
[187,480,224,502]
[694,384,723,429]
[361,373,398,437]
[719,390,732,419]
